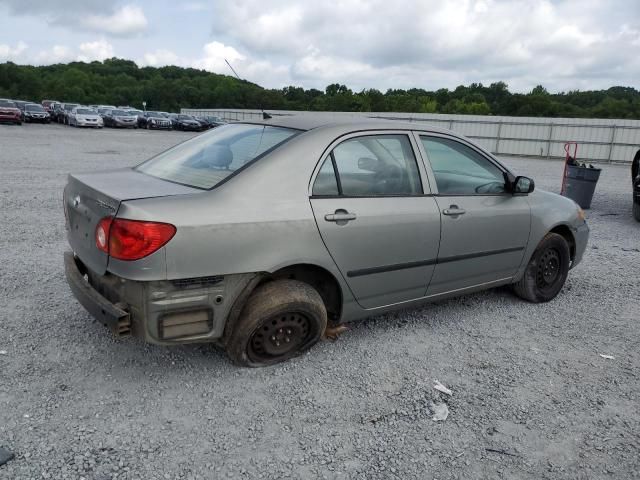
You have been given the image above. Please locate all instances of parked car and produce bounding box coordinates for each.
[97,107,114,118]
[12,100,32,117]
[633,149,640,221]
[68,107,103,128]
[102,109,138,128]
[51,103,65,123]
[63,118,589,366]
[192,116,211,130]
[138,111,172,130]
[41,99,58,109]
[126,109,144,121]
[23,103,50,123]
[172,114,203,131]
[203,115,228,128]
[41,99,59,116]
[0,99,22,125]
[59,103,80,124]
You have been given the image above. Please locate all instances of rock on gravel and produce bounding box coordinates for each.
[0,123,639,479]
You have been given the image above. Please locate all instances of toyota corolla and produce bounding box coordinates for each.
[64,118,589,366]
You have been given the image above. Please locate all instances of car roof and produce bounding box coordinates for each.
[242,115,452,135]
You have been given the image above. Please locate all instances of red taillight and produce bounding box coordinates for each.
[95,217,112,253]
[95,217,176,261]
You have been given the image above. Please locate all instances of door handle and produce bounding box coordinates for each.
[442,205,466,216]
[325,210,357,223]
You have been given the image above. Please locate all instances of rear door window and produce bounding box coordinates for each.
[313,134,422,196]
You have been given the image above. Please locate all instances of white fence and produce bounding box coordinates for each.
[181,109,640,164]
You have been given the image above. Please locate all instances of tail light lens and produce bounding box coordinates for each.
[95,216,176,261]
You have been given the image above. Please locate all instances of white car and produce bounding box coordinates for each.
[68,107,103,128]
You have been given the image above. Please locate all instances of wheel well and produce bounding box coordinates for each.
[263,264,343,324]
[550,225,576,261]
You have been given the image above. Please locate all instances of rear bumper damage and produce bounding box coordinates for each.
[64,251,256,345]
[64,251,131,335]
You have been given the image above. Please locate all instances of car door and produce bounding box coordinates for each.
[416,133,531,296]
[309,132,441,309]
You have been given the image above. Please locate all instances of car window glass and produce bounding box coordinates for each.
[420,136,506,195]
[331,135,422,196]
[312,157,339,196]
[136,124,298,189]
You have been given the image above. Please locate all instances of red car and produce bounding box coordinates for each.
[0,100,22,125]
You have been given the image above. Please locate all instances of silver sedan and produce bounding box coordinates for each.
[63,117,589,366]
[68,107,103,128]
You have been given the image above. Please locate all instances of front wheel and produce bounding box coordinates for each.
[225,280,327,367]
[513,233,571,303]
[633,200,640,222]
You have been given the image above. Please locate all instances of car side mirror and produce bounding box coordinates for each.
[514,176,535,194]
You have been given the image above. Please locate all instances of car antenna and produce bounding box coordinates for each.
[225,58,271,120]
[224,59,241,81]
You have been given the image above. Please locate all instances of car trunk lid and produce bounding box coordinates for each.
[64,168,200,275]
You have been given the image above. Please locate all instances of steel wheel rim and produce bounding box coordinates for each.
[248,312,311,362]
[536,247,561,289]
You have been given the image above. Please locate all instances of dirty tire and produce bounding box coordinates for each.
[513,233,570,303]
[633,201,640,222]
[225,279,327,367]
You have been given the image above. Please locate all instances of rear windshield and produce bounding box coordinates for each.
[136,124,298,189]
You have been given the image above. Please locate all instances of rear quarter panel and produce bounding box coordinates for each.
[112,130,354,304]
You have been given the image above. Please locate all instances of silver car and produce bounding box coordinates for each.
[68,107,103,128]
[64,118,589,366]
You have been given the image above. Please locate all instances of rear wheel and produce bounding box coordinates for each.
[225,280,327,367]
[513,233,570,303]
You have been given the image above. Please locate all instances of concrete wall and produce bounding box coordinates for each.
[181,109,640,164]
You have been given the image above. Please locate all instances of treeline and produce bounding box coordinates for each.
[1,58,639,118]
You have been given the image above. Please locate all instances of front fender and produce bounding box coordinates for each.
[513,189,588,281]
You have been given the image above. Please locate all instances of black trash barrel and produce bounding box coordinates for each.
[562,165,601,209]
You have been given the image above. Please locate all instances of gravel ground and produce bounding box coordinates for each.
[1,123,639,480]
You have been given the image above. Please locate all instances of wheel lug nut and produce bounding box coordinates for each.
[286,329,292,334]
[285,337,290,343]
[276,341,280,346]
[271,336,276,341]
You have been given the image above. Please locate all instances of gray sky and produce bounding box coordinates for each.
[1,0,638,92]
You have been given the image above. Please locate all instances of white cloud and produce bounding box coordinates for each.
[32,40,114,64]
[2,0,639,92]
[0,41,28,61]
[193,41,245,73]
[34,45,74,64]
[77,40,114,62]
[82,4,148,36]
[210,0,640,91]
[141,49,182,67]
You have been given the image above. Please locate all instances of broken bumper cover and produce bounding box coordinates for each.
[64,251,130,335]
